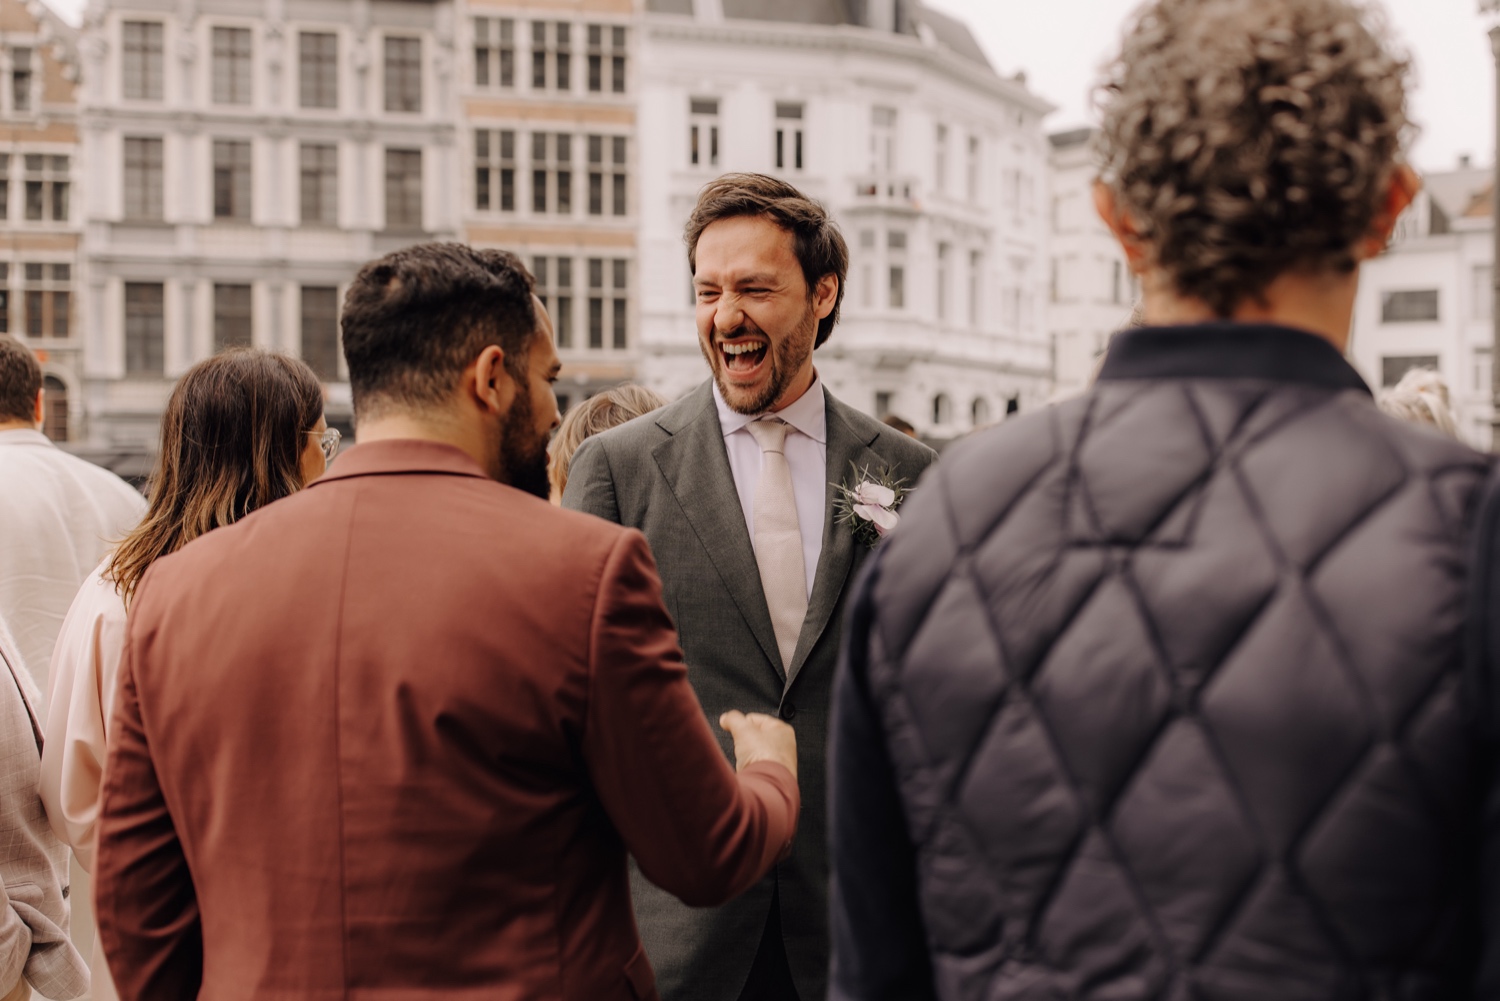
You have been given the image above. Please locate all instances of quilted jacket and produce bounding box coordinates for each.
[830,324,1497,1000]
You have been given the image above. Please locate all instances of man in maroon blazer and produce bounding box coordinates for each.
[92,243,801,1001]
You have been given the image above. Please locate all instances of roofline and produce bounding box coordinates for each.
[643,14,1058,117]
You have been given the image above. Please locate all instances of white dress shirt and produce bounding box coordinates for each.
[714,376,827,598]
[0,430,145,703]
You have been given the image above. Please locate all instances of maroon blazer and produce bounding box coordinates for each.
[93,440,799,1001]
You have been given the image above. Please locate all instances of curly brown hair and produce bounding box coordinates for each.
[1095,0,1411,316]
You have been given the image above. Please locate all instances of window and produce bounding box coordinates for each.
[212,27,252,105]
[587,258,627,349]
[531,133,572,215]
[299,143,337,225]
[123,137,164,221]
[932,393,951,426]
[531,22,570,92]
[300,286,340,380]
[124,282,164,374]
[969,251,983,327]
[384,37,421,113]
[474,18,514,89]
[1112,260,1124,305]
[1475,264,1492,321]
[299,32,338,109]
[776,102,804,171]
[966,135,980,202]
[936,242,950,321]
[533,256,574,349]
[212,140,252,221]
[889,266,905,310]
[42,375,66,443]
[214,284,252,352]
[1381,289,1440,323]
[23,155,68,222]
[934,123,947,193]
[587,134,625,217]
[0,155,7,220]
[587,24,626,94]
[1381,355,1439,388]
[23,263,69,338]
[1003,287,1020,330]
[870,106,896,174]
[384,148,422,230]
[972,397,990,427]
[874,391,892,418]
[11,48,32,113]
[475,129,516,212]
[0,264,7,332]
[887,230,906,310]
[123,22,164,101]
[690,98,719,168]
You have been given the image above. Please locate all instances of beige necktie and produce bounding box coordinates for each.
[746,418,808,672]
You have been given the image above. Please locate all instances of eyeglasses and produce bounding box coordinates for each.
[309,427,341,462]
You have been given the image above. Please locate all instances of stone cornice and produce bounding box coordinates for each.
[642,15,1056,117]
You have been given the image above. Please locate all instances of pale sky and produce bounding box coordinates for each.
[41,0,1494,175]
[927,0,1493,176]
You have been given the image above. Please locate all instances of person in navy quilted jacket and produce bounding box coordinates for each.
[829,0,1500,998]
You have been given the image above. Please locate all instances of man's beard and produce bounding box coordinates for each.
[498,388,551,499]
[704,309,817,416]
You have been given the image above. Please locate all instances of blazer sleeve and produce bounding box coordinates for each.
[93,598,203,1001]
[560,436,622,524]
[829,552,938,1001]
[581,529,799,908]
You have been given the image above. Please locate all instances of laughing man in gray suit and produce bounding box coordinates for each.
[563,174,935,1001]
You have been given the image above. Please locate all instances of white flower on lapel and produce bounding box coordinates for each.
[833,464,909,548]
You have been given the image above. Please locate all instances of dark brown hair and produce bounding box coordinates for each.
[685,173,848,347]
[1095,0,1410,316]
[340,243,539,420]
[106,349,324,605]
[0,334,42,424]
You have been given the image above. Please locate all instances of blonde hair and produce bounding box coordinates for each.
[548,384,668,500]
[1378,368,1459,439]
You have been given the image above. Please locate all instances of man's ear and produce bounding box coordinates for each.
[1093,181,1149,271]
[32,387,44,429]
[1358,163,1421,262]
[813,274,838,320]
[470,345,515,418]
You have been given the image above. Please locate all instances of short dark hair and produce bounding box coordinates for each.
[340,243,539,420]
[685,173,849,348]
[0,335,42,424]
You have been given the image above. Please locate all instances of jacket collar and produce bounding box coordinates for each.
[1098,323,1372,396]
[309,439,491,487]
[0,428,54,448]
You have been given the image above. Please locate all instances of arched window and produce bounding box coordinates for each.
[932,392,951,426]
[971,397,991,427]
[43,375,68,443]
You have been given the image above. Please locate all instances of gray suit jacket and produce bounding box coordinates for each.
[562,381,935,1001]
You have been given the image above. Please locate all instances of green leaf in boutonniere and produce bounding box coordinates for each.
[832,461,909,549]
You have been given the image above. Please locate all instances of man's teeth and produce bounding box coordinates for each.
[722,343,765,356]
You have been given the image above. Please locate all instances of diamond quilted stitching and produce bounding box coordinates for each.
[1235,402,1407,569]
[900,569,1009,791]
[956,696,1083,918]
[1309,481,1462,734]
[1131,473,1280,690]
[1074,384,1213,545]
[1109,719,1263,964]
[1181,383,1268,452]
[1298,745,1446,962]
[1035,829,1169,997]
[1031,574,1172,812]
[1199,582,1374,852]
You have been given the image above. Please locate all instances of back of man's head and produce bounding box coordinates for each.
[0,335,42,426]
[1096,0,1410,317]
[341,243,539,422]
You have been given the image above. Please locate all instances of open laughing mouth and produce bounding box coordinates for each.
[719,339,769,378]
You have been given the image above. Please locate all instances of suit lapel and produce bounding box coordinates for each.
[786,390,882,689]
[652,384,785,679]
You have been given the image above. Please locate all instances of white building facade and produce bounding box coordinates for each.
[1047,126,1132,397]
[636,0,1053,441]
[78,0,460,460]
[1348,166,1495,448]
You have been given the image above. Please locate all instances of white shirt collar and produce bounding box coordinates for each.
[0,429,53,448]
[712,373,827,445]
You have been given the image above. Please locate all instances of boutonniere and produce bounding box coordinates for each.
[833,463,909,549]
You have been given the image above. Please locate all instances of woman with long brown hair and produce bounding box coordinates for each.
[38,349,332,1000]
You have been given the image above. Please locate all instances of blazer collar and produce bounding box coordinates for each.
[1098,323,1372,395]
[310,439,492,487]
